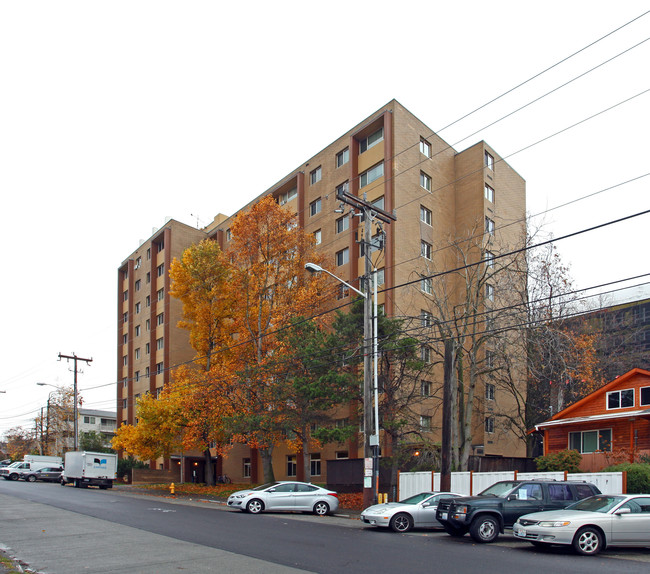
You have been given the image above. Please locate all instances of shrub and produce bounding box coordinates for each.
[535,449,582,473]
[601,463,650,494]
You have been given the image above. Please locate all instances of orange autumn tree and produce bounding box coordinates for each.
[224,195,327,482]
[167,239,235,485]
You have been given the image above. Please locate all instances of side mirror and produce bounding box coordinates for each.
[614,507,631,515]
[422,502,431,508]
[268,488,276,493]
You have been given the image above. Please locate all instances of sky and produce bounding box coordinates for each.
[1,1,649,437]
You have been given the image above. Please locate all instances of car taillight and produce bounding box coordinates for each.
[328,493,338,498]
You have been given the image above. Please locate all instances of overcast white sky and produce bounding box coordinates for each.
[1,1,649,437]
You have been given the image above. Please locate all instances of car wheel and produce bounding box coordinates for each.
[442,523,467,537]
[390,513,414,533]
[246,499,264,514]
[469,515,499,543]
[573,527,603,556]
[313,501,330,516]
[26,475,36,482]
[9,474,19,481]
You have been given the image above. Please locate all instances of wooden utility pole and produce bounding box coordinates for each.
[58,353,93,451]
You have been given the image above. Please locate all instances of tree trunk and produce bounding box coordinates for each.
[260,445,275,483]
[302,426,310,483]
[203,448,215,486]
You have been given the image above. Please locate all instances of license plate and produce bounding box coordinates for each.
[514,525,525,537]
[440,512,447,520]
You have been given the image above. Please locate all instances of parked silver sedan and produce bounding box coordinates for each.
[361,492,461,532]
[227,481,339,515]
[514,494,650,555]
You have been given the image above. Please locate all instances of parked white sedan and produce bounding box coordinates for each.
[514,494,650,555]
[361,492,461,532]
[227,481,339,515]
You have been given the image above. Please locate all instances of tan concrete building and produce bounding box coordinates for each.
[117,100,527,484]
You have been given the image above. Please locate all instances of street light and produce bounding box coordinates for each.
[305,262,380,504]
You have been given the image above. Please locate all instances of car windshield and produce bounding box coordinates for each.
[566,495,625,513]
[253,482,280,491]
[399,492,434,505]
[478,482,519,497]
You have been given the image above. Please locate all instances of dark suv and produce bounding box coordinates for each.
[436,480,601,543]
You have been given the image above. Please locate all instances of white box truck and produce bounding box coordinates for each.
[0,455,63,481]
[61,451,117,489]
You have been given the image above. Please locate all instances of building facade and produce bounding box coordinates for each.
[117,101,527,483]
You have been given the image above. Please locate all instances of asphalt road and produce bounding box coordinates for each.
[1,480,649,574]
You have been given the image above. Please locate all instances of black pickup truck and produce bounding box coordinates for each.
[436,479,601,543]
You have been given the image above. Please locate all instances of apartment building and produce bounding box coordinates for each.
[117,100,526,483]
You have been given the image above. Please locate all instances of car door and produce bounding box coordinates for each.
[265,483,296,510]
[416,494,452,528]
[502,483,545,526]
[610,497,650,545]
[293,483,320,510]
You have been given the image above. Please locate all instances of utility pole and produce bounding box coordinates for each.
[58,353,93,451]
[336,184,395,507]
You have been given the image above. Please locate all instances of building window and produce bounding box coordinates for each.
[421,240,432,260]
[421,381,431,397]
[421,310,432,327]
[135,325,141,337]
[157,240,164,253]
[135,348,140,360]
[486,283,494,302]
[145,319,150,331]
[336,148,349,168]
[336,215,349,234]
[310,198,322,216]
[122,355,127,366]
[157,337,164,350]
[336,284,350,300]
[145,342,150,355]
[375,268,385,286]
[310,166,322,185]
[122,399,127,409]
[607,389,634,410]
[278,187,297,205]
[83,416,96,424]
[335,248,349,266]
[486,349,495,369]
[420,205,432,226]
[420,138,431,158]
[485,251,495,269]
[420,345,431,363]
[145,367,149,378]
[156,362,164,375]
[135,280,141,292]
[122,334,127,345]
[157,313,164,326]
[420,171,432,192]
[485,183,495,203]
[226,228,231,241]
[134,371,140,382]
[484,150,494,170]
[569,429,612,453]
[336,451,349,460]
[243,458,251,478]
[310,454,321,476]
[485,216,495,236]
[123,290,128,301]
[641,386,650,406]
[485,383,495,401]
[146,272,150,284]
[157,263,165,277]
[485,416,495,433]
[359,127,383,153]
[135,302,141,314]
[287,455,297,477]
[359,163,384,188]
[123,312,128,324]
[421,277,432,294]
[313,229,322,245]
[146,248,151,260]
[135,257,142,270]
[420,415,432,430]
[158,288,164,301]
[145,295,150,307]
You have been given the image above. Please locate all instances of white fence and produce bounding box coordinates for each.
[398,470,625,500]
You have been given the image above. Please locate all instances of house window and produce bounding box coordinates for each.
[420,138,432,158]
[421,381,431,397]
[310,198,322,216]
[359,127,383,153]
[360,163,384,188]
[641,386,650,406]
[336,215,349,233]
[485,183,495,203]
[421,277,432,294]
[486,283,495,302]
[421,240,432,260]
[287,455,297,477]
[157,263,165,277]
[421,310,432,327]
[420,205,432,226]
[569,429,612,453]
[336,248,349,266]
[607,389,634,409]
[226,228,231,241]
[313,229,322,245]
[485,383,495,400]
[420,415,432,430]
[420,171,432,192]
[485,416,495,433]
[310,454,321,476]
[83,416,96,424]
[484,150,494,170]
[485,216,495,235]
[336,148,349,167]
[310,166,322,185]
[243,458,251,478]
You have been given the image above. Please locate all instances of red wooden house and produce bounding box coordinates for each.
[534,368,650,471]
